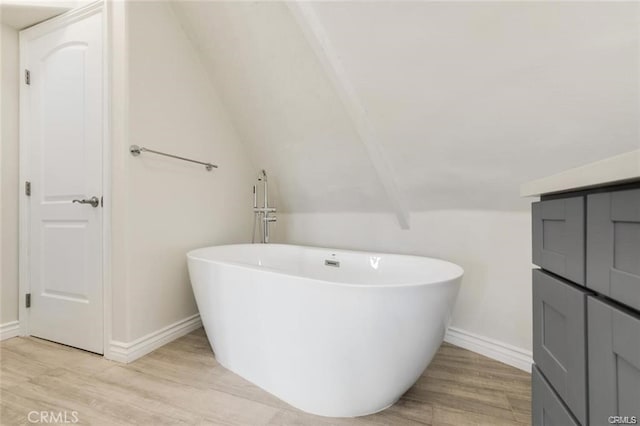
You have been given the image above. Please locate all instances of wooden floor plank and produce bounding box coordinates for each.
[0,328,531,425]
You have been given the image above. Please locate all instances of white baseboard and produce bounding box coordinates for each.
[103,317,529,372]
[107,314,202,363]
[445,326,533,373]
[0,321,20,341]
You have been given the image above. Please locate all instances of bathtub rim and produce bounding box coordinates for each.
[187,243,464,289]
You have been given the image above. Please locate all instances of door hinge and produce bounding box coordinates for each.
[25,293,31,308]
[25,181,31,196]
[25,69,31,85]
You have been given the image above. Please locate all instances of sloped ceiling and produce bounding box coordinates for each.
[171,1,639,215]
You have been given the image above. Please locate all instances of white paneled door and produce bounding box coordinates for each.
[23,8,104,353]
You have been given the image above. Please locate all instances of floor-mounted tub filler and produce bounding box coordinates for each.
[187,244,463,417]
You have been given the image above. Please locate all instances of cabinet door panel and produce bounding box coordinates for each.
[533,197,585,285]
[532,270,588,425]
[588,296,640,425]
[587,189,640,311]
[532,365,580,426]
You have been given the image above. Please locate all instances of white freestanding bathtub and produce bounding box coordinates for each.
[187,244,463,417]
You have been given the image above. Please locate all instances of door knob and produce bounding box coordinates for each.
[72,196,100,208]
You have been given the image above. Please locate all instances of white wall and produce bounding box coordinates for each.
[167,1,640,358]
[0,23,20,327]
[172,1,639,214]
[274,211,533,352]
[309,1,639,211]
[170,1,388,214]
[4,0,630,364]
[110,1,255,344]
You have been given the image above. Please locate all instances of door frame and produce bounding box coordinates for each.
[18,0,112,356]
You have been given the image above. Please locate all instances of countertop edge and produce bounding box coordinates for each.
[520,150,640,197]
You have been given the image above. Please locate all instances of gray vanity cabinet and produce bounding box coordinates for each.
[588,297,640,426]
[587,189,640,312]
[531,184,640,425]
[532,197,585,285]
[532,270,588,425]
[532,365,580,426]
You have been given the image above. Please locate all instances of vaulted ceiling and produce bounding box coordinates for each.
[170,1,639,217]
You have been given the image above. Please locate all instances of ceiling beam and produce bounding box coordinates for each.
[287,2,410,229]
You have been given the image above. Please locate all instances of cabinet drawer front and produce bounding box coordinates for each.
[532,365,580,426]
[533,197,585,285]
[588,297,640,426]
[587,189,640,311]
[533,270,588,425]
